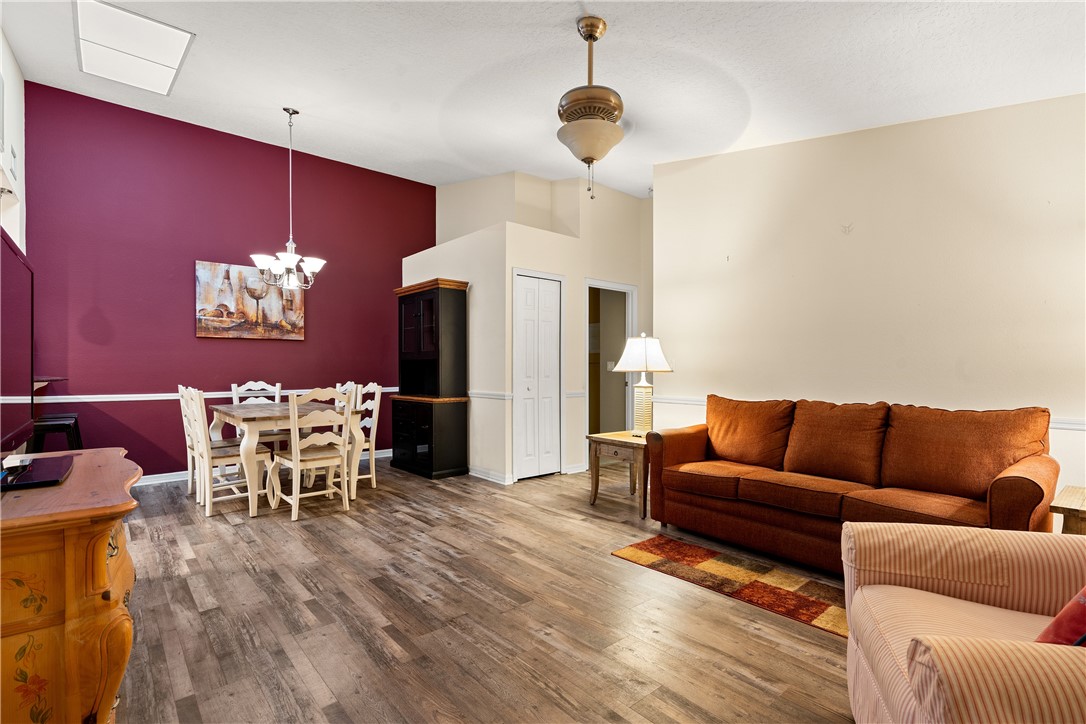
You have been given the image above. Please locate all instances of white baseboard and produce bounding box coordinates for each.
[561,463,588,475]
[135,448,393,487]
[469,465,515,485]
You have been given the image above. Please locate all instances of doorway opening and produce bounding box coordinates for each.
[586,280,636,435]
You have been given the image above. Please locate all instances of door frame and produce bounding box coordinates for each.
[584,278,638,436]
[512,268,565,482]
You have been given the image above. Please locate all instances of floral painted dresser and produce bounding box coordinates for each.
[1,448,140,724]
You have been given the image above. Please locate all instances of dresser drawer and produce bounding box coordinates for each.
[597,443,636,463]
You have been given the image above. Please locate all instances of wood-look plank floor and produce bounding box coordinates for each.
[118,461,852,723]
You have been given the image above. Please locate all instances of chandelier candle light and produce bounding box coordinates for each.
[613,333,672,437]
[251,108,326,290]
[557,16,624,199]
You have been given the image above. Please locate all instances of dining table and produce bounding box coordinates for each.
[208,401,366,517]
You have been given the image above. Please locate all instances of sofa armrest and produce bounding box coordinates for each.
[988,454,1060,531]
[842,522,1086,617]
[907,636,1086,724]
[647,424,709,521]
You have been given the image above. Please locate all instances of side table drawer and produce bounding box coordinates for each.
[597,443,635,463]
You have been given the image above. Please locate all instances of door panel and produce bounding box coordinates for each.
[513,274,561,480]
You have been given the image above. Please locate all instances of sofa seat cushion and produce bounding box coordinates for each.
[881,404,1050,499]
[842,488,989,527]
[705,395,795,470]
[783,400,889,486]
[850,583,1051,724]
[738,470,874,519]
[662,460,761,500]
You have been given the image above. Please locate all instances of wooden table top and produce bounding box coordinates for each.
[209,401,337,423]
[1,448,141,533]
[586,430,648,447]
[1051,485,1086,516]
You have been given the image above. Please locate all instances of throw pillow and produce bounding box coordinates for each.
[1035,585,1086,646]
[705,395,795,470]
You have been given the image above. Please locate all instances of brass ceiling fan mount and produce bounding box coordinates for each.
[556,15,625,199]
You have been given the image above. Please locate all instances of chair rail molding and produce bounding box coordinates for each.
[20,386,400,405]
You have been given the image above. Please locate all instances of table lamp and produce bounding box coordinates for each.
[613,332,672,436]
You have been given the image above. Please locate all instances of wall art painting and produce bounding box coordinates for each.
[195,260,303,340]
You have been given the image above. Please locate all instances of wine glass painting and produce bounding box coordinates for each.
[195,260,304,340]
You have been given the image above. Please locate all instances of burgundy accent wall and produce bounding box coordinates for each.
[25,83,434,474]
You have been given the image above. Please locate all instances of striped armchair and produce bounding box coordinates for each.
[842,522,1086,723]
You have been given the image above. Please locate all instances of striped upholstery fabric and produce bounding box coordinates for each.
[842,523,1086,723]
[909,636,1086,723]
[843,522,1086,616]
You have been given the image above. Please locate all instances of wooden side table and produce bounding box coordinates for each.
[587,431,649,518]
[1051,485,1085,535]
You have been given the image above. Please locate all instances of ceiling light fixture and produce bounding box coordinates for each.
[251,109,325,290]
[557,16,623,200]
[75,0,194,95]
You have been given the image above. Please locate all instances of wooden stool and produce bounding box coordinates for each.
[29,413,84,453]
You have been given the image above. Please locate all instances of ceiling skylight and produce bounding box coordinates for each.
[75,0,194,95]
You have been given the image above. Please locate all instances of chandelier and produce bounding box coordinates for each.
[250,108,325,290]
[557,16,623,199]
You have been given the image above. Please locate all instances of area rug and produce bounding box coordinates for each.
[612,535,848,637]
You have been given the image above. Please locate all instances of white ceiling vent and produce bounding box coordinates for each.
[74,0,194,95]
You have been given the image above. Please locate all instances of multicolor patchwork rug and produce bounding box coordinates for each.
[612,535,848,637]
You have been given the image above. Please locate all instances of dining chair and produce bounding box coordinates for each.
[178,384,235,502]
[183,386,273,517]
[231,380,290,448]
[324,381,380,498]
[350,382,382,498]
[267,387,352,521]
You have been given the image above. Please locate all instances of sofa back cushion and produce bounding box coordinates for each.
[783,400,889,486]
[705,395,795,469]
[881,405,1050,499]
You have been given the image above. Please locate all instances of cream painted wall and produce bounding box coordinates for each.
[436,174,515,244]
[652,95,1086,515]
[408,173,652,483]
[0,28,26,248]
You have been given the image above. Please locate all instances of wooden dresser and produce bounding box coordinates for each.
[1,448,141,724]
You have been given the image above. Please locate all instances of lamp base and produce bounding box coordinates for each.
[631,380,653,437]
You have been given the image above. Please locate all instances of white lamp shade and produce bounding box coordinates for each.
[276,251,301,267]
[557,118,624,164]
[300,256,326,274]
[250,254,275,270]
[613,333,672,373]
[267,258,286,275]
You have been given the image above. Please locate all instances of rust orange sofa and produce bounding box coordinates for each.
[647,396,1059,573]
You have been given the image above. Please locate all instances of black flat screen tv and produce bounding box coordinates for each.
[1,227,34,456]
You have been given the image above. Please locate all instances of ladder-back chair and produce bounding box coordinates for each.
[268,387,352,521]
[183,386,273,516]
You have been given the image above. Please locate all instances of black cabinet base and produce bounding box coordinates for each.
[390,397,468,480]
[390,460,469,480]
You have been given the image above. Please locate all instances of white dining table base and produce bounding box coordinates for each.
[210,404,365,517]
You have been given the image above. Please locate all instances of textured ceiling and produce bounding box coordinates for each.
[3,1,1084,198]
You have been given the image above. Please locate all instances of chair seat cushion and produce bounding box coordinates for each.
[739,470,874,519]
[842,487,989,527]
[661,460,761,500]
[210,442,271,460]
[850,583,1051,723]
[276,445,345,464]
